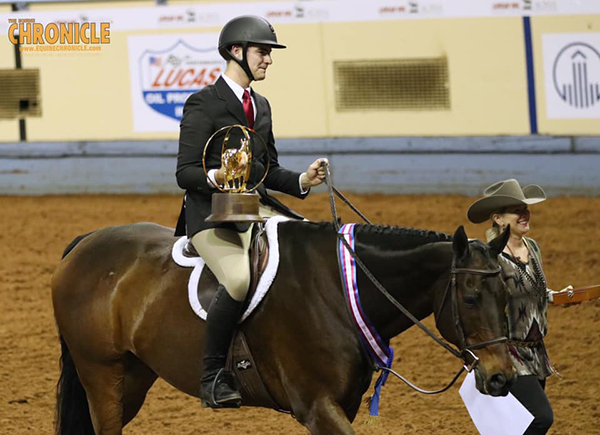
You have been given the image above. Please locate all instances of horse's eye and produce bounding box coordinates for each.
[463,294,479,308]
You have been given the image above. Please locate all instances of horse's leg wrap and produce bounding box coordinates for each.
[200,284,243,408]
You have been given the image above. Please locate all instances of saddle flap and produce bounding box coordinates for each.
[226,330,283,410]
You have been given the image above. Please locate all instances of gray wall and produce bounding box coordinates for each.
[0,136,598,196]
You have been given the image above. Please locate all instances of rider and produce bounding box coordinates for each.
[175,15,327,408]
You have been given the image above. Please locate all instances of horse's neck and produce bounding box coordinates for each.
[356,241,453,341]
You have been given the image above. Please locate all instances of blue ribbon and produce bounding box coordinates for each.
[369,347,394,417]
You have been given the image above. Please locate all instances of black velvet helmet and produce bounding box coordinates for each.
[218,15,286,81]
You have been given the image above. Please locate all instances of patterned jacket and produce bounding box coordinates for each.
[500,237,554,379]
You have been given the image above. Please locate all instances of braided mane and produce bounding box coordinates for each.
[353,224,451,250]
[305,221,451,250]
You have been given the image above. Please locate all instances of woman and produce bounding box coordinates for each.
[467,179,570,435]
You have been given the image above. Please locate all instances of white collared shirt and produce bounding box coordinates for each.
[221,73,256,123]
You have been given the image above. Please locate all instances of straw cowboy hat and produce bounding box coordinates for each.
[467,179,546,224]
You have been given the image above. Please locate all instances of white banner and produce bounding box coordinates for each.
[542,33,600,119]
[3,1,600,35]
[127,33,225,133]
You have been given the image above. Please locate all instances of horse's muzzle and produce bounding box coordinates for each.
[475,368,516,397]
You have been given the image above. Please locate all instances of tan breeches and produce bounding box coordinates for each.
[191,206,285,301]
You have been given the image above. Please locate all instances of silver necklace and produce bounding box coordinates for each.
[507,243,546,294]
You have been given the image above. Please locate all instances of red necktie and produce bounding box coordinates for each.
[243,89,254,128]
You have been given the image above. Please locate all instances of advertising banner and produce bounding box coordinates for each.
[542,33,600,119]
[127,33,225,132]
[3,1,600,35]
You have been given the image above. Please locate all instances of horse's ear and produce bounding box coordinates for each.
[452,225,469,260]
[488,224,511,257]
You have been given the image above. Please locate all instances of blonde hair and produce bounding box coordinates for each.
[485,221,501,242]
[485,207,508,242]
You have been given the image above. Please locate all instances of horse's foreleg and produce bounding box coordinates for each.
[76,359,125,435]
[300,397,356,435]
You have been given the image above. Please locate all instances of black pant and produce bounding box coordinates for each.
[510,375,553,435]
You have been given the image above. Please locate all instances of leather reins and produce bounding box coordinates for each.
[322,162,507,394]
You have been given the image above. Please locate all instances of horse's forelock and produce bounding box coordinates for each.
[468,239,498,263]
[465,240,506,294]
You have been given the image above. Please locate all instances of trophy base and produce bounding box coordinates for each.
[205,192,264,223]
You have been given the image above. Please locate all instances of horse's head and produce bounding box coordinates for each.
[434,225,515,397]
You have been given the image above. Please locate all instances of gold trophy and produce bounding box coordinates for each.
[203,125,269,222]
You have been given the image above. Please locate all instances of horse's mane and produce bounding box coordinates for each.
[354,224,452,250]
[304,221,451,251]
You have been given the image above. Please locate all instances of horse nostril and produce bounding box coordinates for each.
[490,373,507,389]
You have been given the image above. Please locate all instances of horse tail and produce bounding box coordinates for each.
[55,336,94,435]
[61,232,94,259]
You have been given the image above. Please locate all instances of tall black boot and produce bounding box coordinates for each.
[200,284,243,408]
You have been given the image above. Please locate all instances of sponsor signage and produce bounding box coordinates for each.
[542,33,600,119]
[128,34,225,132]
[2,1,600,34]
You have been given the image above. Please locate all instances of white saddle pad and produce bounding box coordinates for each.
[171,216,289,322]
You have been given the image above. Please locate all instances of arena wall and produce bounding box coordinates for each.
[0,136,598,196]
[0,1,599,195]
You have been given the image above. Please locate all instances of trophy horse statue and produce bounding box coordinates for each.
[222,135,251,192]
[203,125,269,222]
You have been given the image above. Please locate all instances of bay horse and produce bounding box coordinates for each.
[51,220,514,435]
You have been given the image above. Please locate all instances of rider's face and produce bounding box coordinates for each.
[231,44,273,81]
[245,44,273,81]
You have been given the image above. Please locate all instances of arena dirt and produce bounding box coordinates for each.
[0,193,598,434]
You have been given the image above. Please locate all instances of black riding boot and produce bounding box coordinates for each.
[200,284,243,408]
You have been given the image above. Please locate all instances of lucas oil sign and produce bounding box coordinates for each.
[128,34,224,132]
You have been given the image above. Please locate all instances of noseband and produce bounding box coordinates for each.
[436,260,507,372]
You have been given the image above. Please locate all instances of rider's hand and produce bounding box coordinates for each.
[301,158,329,189]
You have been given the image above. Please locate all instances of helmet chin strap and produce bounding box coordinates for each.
[227,44,255,82]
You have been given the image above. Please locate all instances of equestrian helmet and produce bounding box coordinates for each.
[218,15,286,80]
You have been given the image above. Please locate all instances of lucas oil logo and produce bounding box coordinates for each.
[139,40,224,121]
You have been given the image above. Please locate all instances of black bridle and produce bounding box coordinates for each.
[324,162,507,394]
[436,261,507,371]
